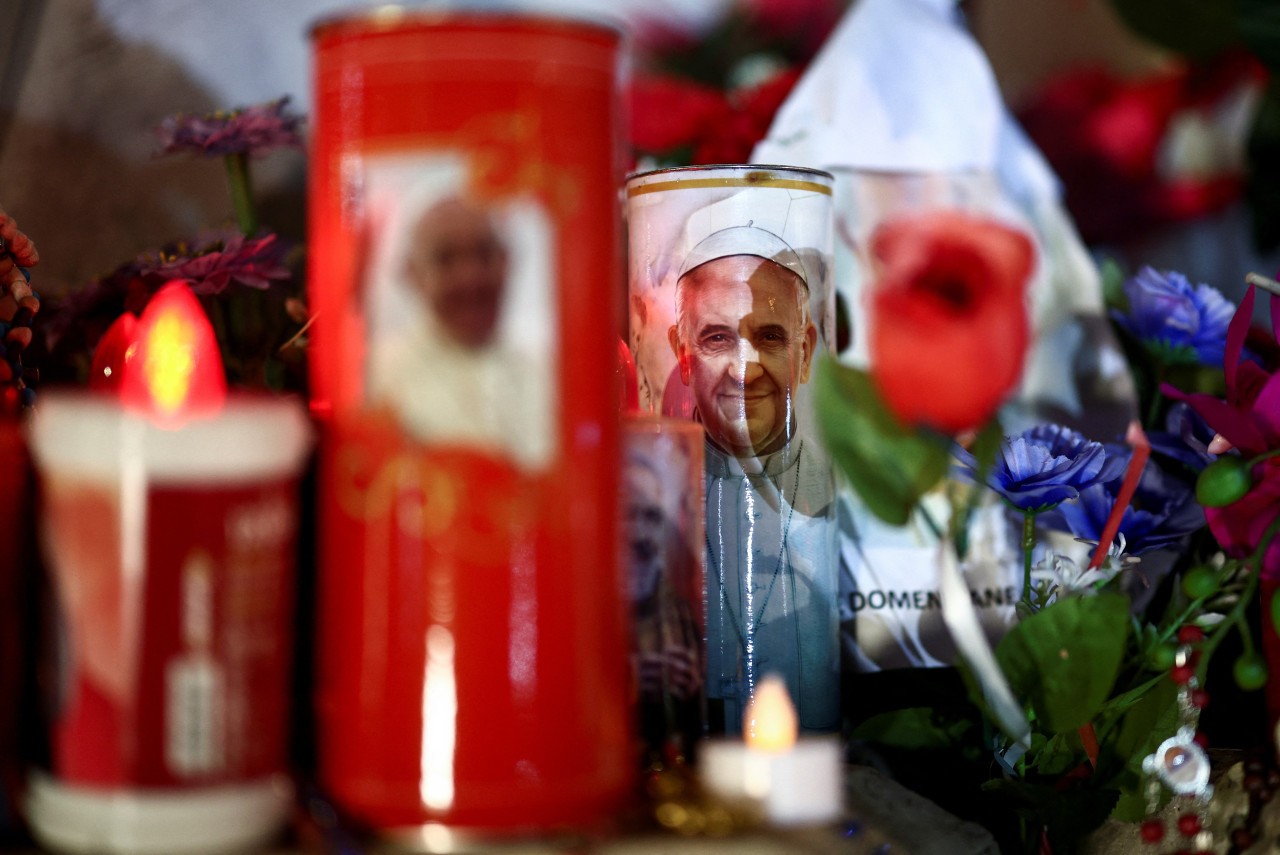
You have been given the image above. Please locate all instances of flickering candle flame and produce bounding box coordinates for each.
[118,281,226,426]
[744,674,798,753]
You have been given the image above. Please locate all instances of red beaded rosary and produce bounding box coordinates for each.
[0,207,39,414]
[1139,625,1215,854]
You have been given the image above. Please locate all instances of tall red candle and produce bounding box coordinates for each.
[307,10,632,835]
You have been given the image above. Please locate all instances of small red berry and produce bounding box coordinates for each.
[1190,689,1209,709]
[1171,664,1195,685]
[1178,625,1205,645]
[1176,813,1201,836]
[1140,819,1164,843]
[1193,731,1209,749]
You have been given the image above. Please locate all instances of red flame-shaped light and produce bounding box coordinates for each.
[90,312,139,392]
[118,281,226,426]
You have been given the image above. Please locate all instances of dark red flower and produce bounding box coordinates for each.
[690,68,801,165]
[1016,55,1254,244]
[1165,285,1280,577]
[867,211,1035,434]
[628,76,729,156]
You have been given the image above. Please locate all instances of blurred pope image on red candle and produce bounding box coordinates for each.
[26,283,312,855]
[308,10,633,836]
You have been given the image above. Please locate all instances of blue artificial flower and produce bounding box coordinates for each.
[1147,401,1218,474]
[1041,462,1205,555]
[957,424,1126,512]
[1110,266,1235,366]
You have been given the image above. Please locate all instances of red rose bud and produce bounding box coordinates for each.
[867,211,1035,434]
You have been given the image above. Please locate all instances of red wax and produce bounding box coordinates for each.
[308,12,632,833]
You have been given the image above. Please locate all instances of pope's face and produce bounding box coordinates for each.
[408,198,508,349]
[669,256,816,457]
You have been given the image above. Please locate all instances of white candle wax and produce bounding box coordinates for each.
[701,734,844,826]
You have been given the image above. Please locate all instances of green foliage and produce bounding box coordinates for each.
[994,594,1131,733]
[813,357,952,526]
[851,706,977,751]
[1137,339,1201,368]
[1107,0,1238,58]
[1099,257,1129,313]
[1107,679,1180,821]
[982,777,1120,855]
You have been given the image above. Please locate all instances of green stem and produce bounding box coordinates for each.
[1245,447,1280,468]
[1196,517,1280,681]
[1197,568,1260,683]
[224,152,258,236]
[1022,511,1037,606]
[917,502,946,542]
[1145,364,1166,429]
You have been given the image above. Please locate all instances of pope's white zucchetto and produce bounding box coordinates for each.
[677,225,808,286]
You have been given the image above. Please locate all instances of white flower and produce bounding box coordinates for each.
[1031,536,1139,600]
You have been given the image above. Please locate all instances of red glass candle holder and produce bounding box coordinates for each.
[307,9,632,837]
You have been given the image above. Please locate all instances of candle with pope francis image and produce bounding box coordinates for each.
[626,165,841,737]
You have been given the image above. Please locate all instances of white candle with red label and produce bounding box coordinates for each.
[700,674,844,827]
[26,282,311,855]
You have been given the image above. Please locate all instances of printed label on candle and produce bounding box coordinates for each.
[43,479,298,788]
[357,153,558,472]
[166,655,225,776]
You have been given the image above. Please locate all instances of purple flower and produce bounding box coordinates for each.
[155,97,304,158]
[1146,401,1218,473]
[42,231,292,353]
[1110,267,1235,366]
[137,232,292,295]
[1042,462,1204,555]
[958,424,1126,512]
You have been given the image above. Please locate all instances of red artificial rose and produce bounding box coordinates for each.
[691,68,802,166]
[1016,53,1258,244]
[867,211,1035,434]
[627,75,729,156]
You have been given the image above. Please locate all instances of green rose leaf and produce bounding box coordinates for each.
[1109,679,1179,821]
[995,593,1131,734]
[813,357,951,526]
[851,707,975,751]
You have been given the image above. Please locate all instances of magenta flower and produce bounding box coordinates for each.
[155,97,304,158]
[138,232,292,294]
[1164,284,1280,576]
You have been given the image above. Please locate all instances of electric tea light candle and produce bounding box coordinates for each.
[700,674,844,827]
[26,283,311,855]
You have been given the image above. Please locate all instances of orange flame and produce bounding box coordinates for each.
[744,674,798,753]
